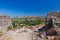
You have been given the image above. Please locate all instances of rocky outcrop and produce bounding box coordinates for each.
[0,15,12,32]
[47,12,60,35]
[0,28,35,40]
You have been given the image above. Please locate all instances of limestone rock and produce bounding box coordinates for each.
[47,12,60,35]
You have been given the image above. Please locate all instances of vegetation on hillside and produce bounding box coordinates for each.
[7,17,45,30]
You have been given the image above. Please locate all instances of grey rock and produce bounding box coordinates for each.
[47,12,60,35]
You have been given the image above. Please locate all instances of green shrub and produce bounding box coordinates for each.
[7,26,12,30]
[12,17,45,27]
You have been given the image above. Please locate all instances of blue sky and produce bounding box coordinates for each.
[0,0,60,17]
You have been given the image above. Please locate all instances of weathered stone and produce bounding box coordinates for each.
[47,12,60,35]
[0,15,12,32]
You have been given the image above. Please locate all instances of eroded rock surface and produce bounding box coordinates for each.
[0,28,37,40]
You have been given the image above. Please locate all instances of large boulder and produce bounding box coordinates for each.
[47,12,60,35]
